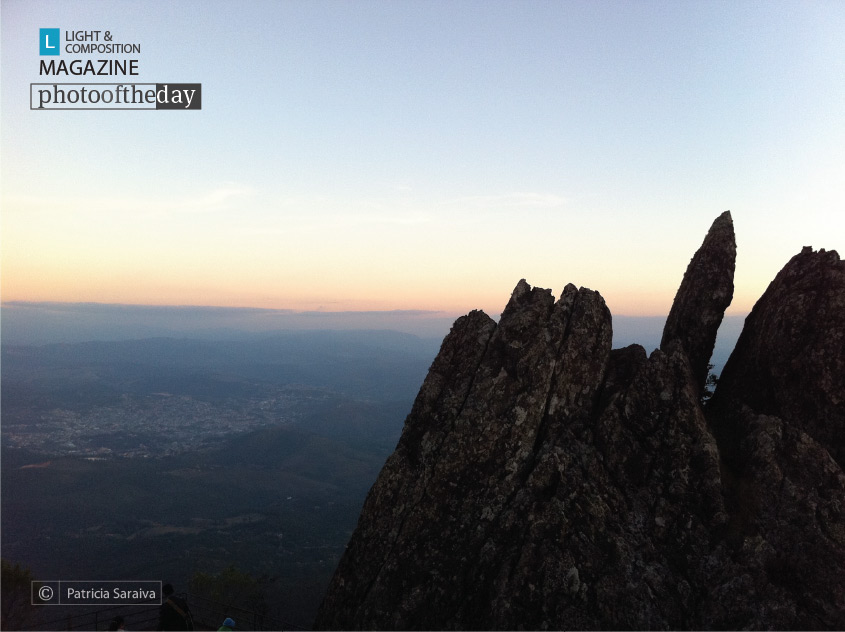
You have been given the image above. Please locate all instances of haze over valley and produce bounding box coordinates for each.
[1,306,742,627]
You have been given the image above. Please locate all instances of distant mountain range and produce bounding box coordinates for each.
[1,302,744,376]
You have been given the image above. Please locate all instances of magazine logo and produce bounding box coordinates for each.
[40,28,60,55]
[30,83,202,110]
[32,27,202,111]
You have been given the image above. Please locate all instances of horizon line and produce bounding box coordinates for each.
[1,299,752,320]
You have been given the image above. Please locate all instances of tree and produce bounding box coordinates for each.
[188,565,275,628]
[1,559,42,631]
[701,362,719,403]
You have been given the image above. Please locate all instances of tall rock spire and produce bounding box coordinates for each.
[661,210,736,391]
[314,212,844,631]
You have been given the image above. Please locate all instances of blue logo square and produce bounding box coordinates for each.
[40,28,60,55]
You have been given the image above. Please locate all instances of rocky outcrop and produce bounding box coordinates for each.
[699,410,845,629]
[661,210,736,392]
[703,246,845,628]
[314,216,845,630]
[710,246,845,468]
[316,282,615,629]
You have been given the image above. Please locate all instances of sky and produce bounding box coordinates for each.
[2,0,844,321]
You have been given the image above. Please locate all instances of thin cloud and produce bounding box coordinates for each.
[6,183,253,218]
[250,194,434,234]
[447,192,568,210]
[174,184,253,214]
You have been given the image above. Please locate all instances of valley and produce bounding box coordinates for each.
[1,332,436,628]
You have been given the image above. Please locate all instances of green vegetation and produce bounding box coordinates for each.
[1,559,42,631]
[702,362,720,403]
[189,564,272,628]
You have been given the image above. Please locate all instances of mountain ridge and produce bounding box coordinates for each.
[315,212,845,630]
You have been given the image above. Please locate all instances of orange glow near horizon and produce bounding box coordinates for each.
[2,261,767,318]
[4,1,844,338]
[0,200,792,320]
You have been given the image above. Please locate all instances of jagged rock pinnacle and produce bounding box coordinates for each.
[314,213,844,631]
[661,210,736,392]
[711,246,845,467]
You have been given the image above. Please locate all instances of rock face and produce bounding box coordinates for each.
[703,246,845,629]
[314,215,845,630]
[660,210,736,392]
[710,246,845,468]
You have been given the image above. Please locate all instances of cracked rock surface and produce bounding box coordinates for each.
[314,216,844,630]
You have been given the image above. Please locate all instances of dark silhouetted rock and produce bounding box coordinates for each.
[697,410,845,630]
[661,210,736,392]
[700,247,845,629]
[314,216,844,630]
[710,246,845,468]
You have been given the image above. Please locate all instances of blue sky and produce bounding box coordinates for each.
[2,0,844,318]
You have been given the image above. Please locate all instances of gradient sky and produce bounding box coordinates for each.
[2,0,844,318]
